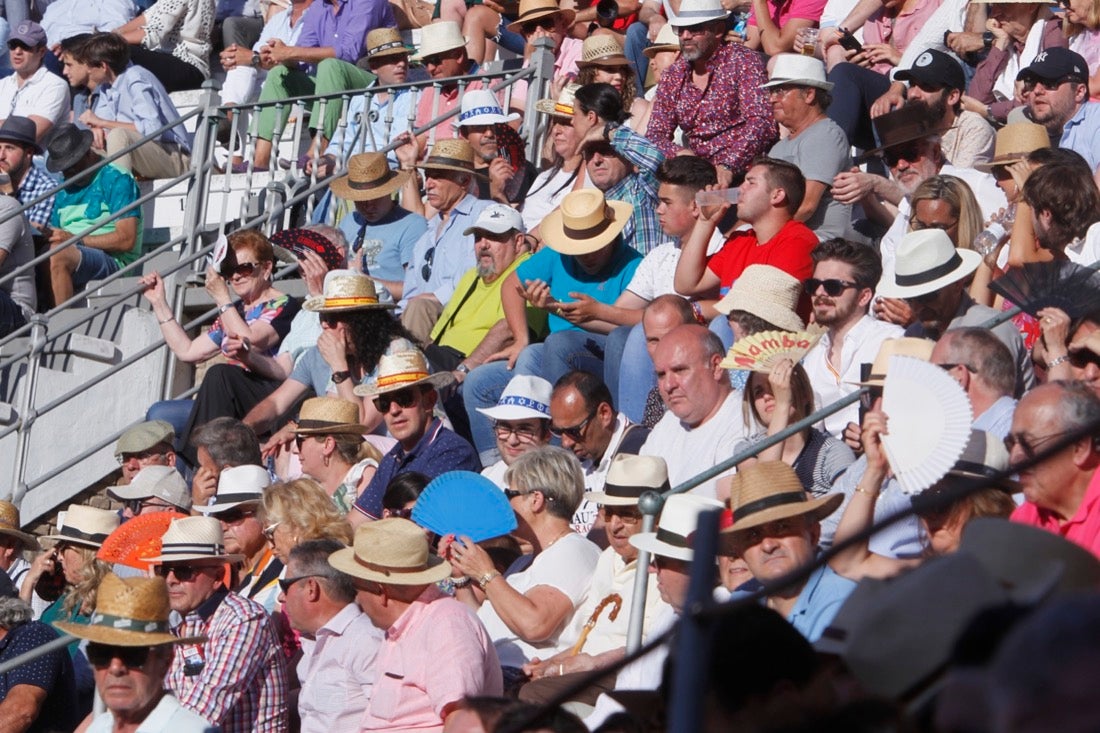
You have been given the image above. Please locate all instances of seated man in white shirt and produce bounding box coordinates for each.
[0,21,70,141]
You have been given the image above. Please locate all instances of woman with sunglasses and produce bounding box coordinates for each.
[290,397,384,513]
[141,229,299,454]
[259,479,353,566]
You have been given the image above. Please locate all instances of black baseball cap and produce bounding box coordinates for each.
[896,49,966,92]
[1017,47,1088,84]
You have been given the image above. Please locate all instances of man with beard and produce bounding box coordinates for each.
[1019,48,1100,170]
[800,239,902,442]
[1020,161,1100,266]
[877,229,1033,396]
[896,49,995,170]
[456,90,538,206]
[0,117,54,236]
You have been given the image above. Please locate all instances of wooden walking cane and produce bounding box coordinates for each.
[569,593,623,656]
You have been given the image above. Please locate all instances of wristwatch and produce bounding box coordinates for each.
[982,30,994,49]
[251,51,261,68]
[331,370,352,384]
[477,571,501,590]
[455,364,470,376]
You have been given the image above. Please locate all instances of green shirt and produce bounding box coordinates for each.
[50,163,143,268]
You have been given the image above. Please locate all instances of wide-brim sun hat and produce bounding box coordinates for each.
[42,505,120,549]
[723,461,842,534]
[876,229,982,300]
[330,152,410,202]
[0,500,38,552]
[45,123,94,173]
[540,189,633,256]
[453,89,521,129]
[142,515,245,563]
[0,116,42,154]
[329,517,452,585]
[416,138,487,178]
[535,83,581,119]
[411,20,466,60]
[292,396,369,436]
[760,54,834,92]
[644,23,680,57]
[589,454,669,506]
[861,105,949,161]
[365,27,410,60]
[354,348,455,397]
[714,264,805,331]
[576,36,629,68]
[630,494,725,561]
[974,122,1050,173]
[303,269,394,312]
[669,0,729,27]
[54,574,206,646]
[506,0,575,34]
[197,465,270,516]
[477,374,553,421]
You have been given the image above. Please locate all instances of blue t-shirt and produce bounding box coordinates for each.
[0,621,80,733]
[339,206,427,283]
[515,242,642,333]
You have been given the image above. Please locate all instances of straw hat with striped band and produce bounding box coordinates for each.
[54,574,206,646]
[331,152,409,202]
[0,500,37,552]
[143,516,245,563]
[630,494,725,561]
[416,138,486,177]
[303,269,394,312]
[723,461,842,534]
[540,189,632,255]
[197,465,270,516]
[329,517,452,585]
[365,27,409,60]
[292,396,369,436]
[43,505,120,549]
[589,455,669,506]
[535,83,581,120]
[354,349,455,397]
[576,35,629,68]
[506,0,575,34]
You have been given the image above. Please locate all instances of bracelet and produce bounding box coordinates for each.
[158,315,175,325]
[854,485,879,496]
[1047,355,1071,369]
[452,576,472,589]
[477,571,501,590]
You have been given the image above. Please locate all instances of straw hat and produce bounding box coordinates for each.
[416,138,485,177]
[292,396,369,436]
[366,27,409,60]
[630,494,725,561]
[760,54,833,92]
[876,229,982,300]
[506,0,575,34]
[539,189,633,255]
[197,465,270,516]
[714,264,804,331]
[974,122,1049,173]
[724,461,842,534]
[143,516,245,563]
[353,349,455,397]
[863,105,948,160]
[54,574,206,646]
[576,36,629,68]
[43,505,120,549]
[108,465,192,511]
[114,420,174,458]
[412,21,466,60]
[850,337,934,387]
[453,89,521,128]
[476,374,552,421]
[669,0,729,27]
[643,23,680,57]
[0,501,38,552]
[303,269,394,312]
[589,455,669,506]
[328,517,452,585]
[535,83,581,119]
[330,152,410,202]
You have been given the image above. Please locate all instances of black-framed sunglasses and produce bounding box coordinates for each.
[803,278,858,296]
[86,643,151,669]
[882,142,925,168]
[278,574,320,593]
[220,261,257,279]
[124,498,173,515]
[1021,75,1078,93]
[504,487,554,502]
[213,507,255,524]
[294,434,315,450]
[373,387,420,413]
[582,142,616,161]
[421,246,436,282]
[549,410,596,441]
[1069,348,1100,370]
[520,16,555,34]
[6,41,32,52]
[153,564,208,582]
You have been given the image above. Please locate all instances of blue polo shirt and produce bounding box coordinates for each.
[1060,100,1100,172]
[731,561,855,642]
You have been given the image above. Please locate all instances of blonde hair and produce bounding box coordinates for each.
[909,175,983,253]
[62,546,111,617]
[260,479,354,545]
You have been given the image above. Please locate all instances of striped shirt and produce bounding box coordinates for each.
[15,165,56,233]
[604,125,664,256]
[167,588,289,733]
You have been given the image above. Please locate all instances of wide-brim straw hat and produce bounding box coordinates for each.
[0,500,38,552]
[292,396,369,436]
[974,122,1050,172]
[303,269,395,312]
[506,0,576,34]
[412,20,466,60]
[876,229,982,300]
[760,54,834,91]
[643,23,680,57]
[143,516,245,563]
[714,264,804,331]
[589,455,669,506]
[331,152,410,202]
[535,83,581,119]
[42,505,120,549]
[669,0,729,27]
[630,494,725,561]
[196,465,270,516]
[723,461,842,534]
[354,349,455,397]
[54,574,206,646]
[366,27,410,60]
[849,337,934,387]
[576,36,629,68]
[476,374,553,421]
[329,517,452,585]
[416,138,486,177]
[540,189,633,255]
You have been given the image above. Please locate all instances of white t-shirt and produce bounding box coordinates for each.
[86,694,215,732]
[625,229,725,302]
[1067,221,1100,266]
[640,390,749,499]
[0,66,70,127]
[521,167,591,234]
[481,459,508,489]
[477,533,601,668]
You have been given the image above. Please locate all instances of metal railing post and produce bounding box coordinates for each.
[8,315,47,505]
[624,499,660,653]
[525,37,555,163]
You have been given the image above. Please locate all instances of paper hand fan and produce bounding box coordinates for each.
[989,261,1100,319]
[208,233,229,270]
[97,511,188,571]
[720,329,824,372]
[411,471,517,542]
[270,228,346,272]
[880,356,972,495]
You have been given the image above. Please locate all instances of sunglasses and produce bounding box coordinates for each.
[910,217,958,232]
[214,507,254,524]
[373,387,420,413]
[86,643,151,669]
[520,17,555,34]
[582,142,617,161]
[124,498,173,515]
[6,41,33,52]
[220,261,258,279]
[294,434,315,450]
[1069,348,1100,370]
[549,410,596,442]
[504,488,554,502]
[319,312,346,327]
[1021,76,1078,93]
[804,278,858,296]
[598,506,641,525]
[154,564,210,582]
[1004,429,1076,460]
[882,143,925,168]
[262,522,280,542]
[421,246,436,282]
[277,574,319,593]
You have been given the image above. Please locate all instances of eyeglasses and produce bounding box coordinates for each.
[1021,76,1078,93]
[214,507,255,524]
[421,246,436,282]
[549,410,596,442]
[504,488,555,502]
[492,421,544,442]
[520,17,555,34]
[766,85,801,99]
[882,142,926,168]
[123,498,174,515]
[911,217,959,232]
[86,643,151,669]
[220,261,258,279]
[1004,429,1076,460]
[803,278,858,296]
[262,522,281,542]
[598,506,641,525]
[937,362,976,373]
[277,574,320,593]
[116,447,169,466]
[154,564,211,582]
[373,387,421,413]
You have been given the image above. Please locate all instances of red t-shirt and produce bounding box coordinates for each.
[706,219,817,318]
[1011,466,1100,559]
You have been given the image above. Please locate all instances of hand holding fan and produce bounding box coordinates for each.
[411,471,518,542]
[720,329,824,372]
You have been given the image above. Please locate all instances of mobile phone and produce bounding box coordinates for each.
[839,28,863,54]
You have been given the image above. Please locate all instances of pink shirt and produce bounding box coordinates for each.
[747,0,826,28]
[1011,467,1100,558]
[415,77,489,132]
[862,0,942,75]
[360,586,502,732]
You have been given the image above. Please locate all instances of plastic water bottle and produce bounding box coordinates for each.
[972,203,1016,258]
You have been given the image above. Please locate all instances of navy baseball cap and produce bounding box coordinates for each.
[1017,47,1088,84]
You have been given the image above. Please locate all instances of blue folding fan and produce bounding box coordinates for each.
[411,471,517,542]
